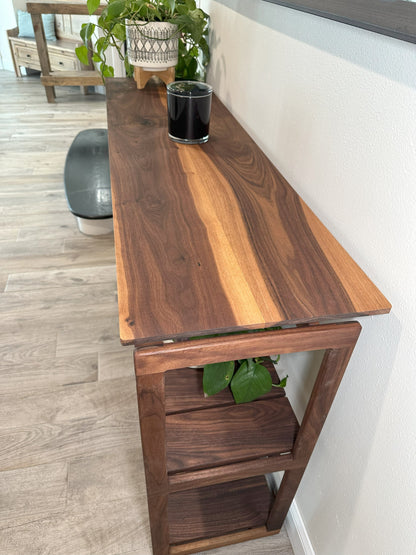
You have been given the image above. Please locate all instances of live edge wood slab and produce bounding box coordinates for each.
[106,78,391,555]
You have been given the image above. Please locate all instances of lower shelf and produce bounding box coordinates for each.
[168,476,274,546]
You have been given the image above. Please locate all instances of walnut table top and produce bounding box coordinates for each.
[106,78,390,346]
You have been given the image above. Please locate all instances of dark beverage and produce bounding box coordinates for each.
[167,81,213,144]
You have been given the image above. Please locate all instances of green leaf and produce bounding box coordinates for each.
[95,37,107,54]
[203,361,235,396]
[107,0,126,19]
[185,56,198,79]
[75,45,90,66]
[87,0,100,15]
[111,22,126,41]
[92,53,102,62]
[184,0,197,9]
[188,45,198,58]
[277,375,288,388]
[80,22,95,42]
[161,0,176,16]
[101,63,114,77]
[230,359,272,404]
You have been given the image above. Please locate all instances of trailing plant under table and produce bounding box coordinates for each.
[203,355,288,404]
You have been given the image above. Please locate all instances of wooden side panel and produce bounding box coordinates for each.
[136,372,170,555]
[267,342,360,530]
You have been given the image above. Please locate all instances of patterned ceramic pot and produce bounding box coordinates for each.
[126,20,179,71]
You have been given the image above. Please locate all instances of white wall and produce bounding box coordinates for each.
[0,0,17,71]
[200,1,416,554]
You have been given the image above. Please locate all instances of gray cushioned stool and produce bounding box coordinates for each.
[64,129,113,235]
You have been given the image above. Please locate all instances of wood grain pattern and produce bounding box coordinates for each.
[136,372,170,555]
[164,358,285,415]
[1,497,152,555]
[0,461,67,528]
[168,477,274,545]
[67,447,145,506]
[106,79,390,345]
[0,408,139,472]
[41,70,102,86]
[169,527,285,555]
[166,398,299,473]
[30,12,54,102]
[134,322,361,375]
[168,453,297,494]
[164,362,293,493]
[27,2,105,16]
[0,376,137,430]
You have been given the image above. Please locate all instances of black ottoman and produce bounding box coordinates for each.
[64,129,113,235]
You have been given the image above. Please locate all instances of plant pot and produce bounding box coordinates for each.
[126,20,179,71]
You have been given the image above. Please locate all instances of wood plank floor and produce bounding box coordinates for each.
[0,72,294,555]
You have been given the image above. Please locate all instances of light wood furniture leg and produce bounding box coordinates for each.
[7,29,21,77]
[134,66,175,89]
[27,4,103,99]
[30,13,55,103]
[133,322,361,555]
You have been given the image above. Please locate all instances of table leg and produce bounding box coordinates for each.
[267,345,357,530]
[136,370,170,555]
[31,13,55,103]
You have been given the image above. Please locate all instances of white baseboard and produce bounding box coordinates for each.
[286,500,315,555]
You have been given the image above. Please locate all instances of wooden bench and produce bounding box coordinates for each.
[26,2,103,102]
[64,129,113,235]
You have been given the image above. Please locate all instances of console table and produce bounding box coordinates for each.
[106,78,391,555]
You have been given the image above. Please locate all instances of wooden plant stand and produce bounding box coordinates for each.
[134,66,175,89]
[105,79,391,554]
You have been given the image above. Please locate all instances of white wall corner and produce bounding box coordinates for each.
[286,500,315,555]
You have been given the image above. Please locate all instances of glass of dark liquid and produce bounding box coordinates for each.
[167,81,213,144]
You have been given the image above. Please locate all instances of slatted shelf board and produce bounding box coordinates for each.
[165,359,298,476]
[168,476,274,546]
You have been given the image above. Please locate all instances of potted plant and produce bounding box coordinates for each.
[76,0,210,81]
